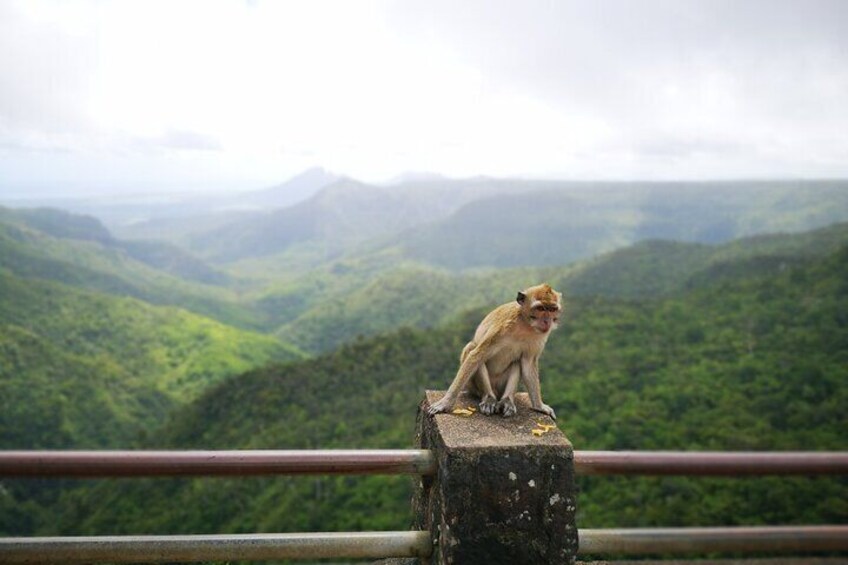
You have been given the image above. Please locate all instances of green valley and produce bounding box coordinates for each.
[265,222,848,353]
[0,207,261,329]
[1,182,847,543]
[0,270,303,449]
[5,234,844,537]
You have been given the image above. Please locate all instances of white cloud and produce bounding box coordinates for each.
[1,0,847,196]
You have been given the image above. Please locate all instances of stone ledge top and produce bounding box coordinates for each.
[423,390,572,451]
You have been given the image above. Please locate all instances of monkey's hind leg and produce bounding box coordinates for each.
[496,362,521,418]
[463,341,497,415]
[472,363,498,415]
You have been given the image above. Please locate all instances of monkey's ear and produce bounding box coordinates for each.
[516,291,527,304]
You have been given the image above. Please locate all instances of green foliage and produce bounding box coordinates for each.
[43,326,461,536]
[544,247,848,527]
[2,205,847,541]
[20,243,847,537]
[397,180,848,269]
[0,271,304,449]
[0,209,262,329]
[117,240,232,286]
[186,178,461,263]
[0,206,113,244]
[172,179,848,271]
[0,325,165,448]
[258,222,848,353]
[272,261,555,353]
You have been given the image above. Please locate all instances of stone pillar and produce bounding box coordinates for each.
[413,390,578,565]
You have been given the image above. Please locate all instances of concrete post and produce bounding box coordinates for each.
[412,390,578,565]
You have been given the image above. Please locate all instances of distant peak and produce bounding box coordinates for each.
[243,167,342,210]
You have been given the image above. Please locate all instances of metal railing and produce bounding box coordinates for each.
[0,449,436,563]
[0,532,433,564]
[576,451,848,557]
[580,525,848,555]
[1,449,847,562]
[3,449,845,478]
[574,450,848,475]
[0,449,436,477]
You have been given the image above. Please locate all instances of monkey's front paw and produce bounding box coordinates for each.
[497,397,517,418]
[532,403,557,420]
[427,398,451,416]
[478,394,497,415]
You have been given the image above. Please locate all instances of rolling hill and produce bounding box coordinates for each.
[260,222,848,353]
[0,207,263,329]
[15,237,846,538]
[4,177,847,540]
[183,177,483,264]
[0,207,309,451]
[7,168,342,240]
[145,178,848,274]
[0,270,304,450]
[393,180,848,269]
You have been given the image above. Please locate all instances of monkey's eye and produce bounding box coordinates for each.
[529,315,538,320]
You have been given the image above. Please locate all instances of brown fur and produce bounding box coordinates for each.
[428,283,563,419]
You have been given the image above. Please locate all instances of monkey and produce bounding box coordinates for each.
[427,283,562,419]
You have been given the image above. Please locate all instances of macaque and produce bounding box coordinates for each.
[428,283,562,419]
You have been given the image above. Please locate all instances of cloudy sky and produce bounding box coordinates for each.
[1,0,846,197]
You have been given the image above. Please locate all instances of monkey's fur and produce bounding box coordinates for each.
[428,283,562,419]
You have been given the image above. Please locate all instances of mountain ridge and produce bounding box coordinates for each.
[266,221,848,352]
[169,178,848,272]
[0,269,304,449]
[20,238,847,537]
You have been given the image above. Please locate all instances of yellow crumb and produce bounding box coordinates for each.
[531,422,557,437]
[451,408,475,416]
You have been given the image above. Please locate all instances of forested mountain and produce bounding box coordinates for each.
[0,206,228,284]
[5,236,845,538]
[0,207,306,451]
[1,195,846,540]
[9,168,341,239]
[0,208,261,329]
[8,179,848,346]
[558,221,848,298]
[393,180,848,269]
[0,270,303,450]
[140,178,848,272]
[264,222,848,353]
[183,177,487,263]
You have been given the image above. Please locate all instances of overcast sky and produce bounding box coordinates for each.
[1,0,846,197]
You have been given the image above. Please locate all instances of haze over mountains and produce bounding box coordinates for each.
[1,171,848,539]
[3,172,848,343]
[78,172,848,270]
[2,200,846,536]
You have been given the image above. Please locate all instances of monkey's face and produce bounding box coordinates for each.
[517,284,563,334]
[528,301,561,334]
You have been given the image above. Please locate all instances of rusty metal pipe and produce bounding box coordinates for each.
[579,526,848,555]
[574,451,848,476]
[4,450,848,478]
[0,531,433,564]
[0,450,436,478]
